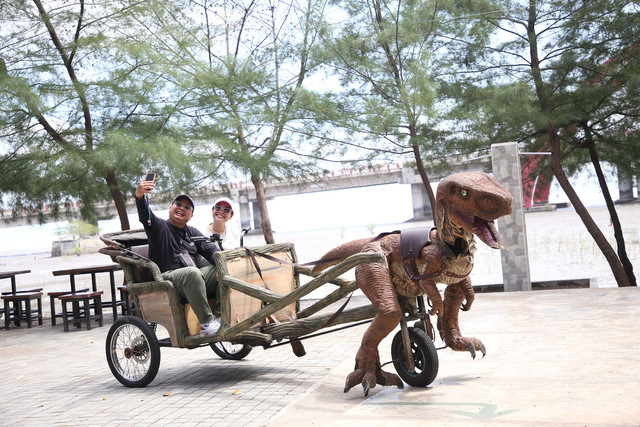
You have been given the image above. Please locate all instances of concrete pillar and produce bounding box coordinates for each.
[410,183,433,220]
[238,191,252,232]
[617,169,636,203]
[491,142,532,292]
[251,201,262,230]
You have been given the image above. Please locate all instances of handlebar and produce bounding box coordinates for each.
[190,234,222,243]
[192,228,250,250]
[191,234,223,250]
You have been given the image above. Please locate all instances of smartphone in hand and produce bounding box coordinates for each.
[145,173,156,183]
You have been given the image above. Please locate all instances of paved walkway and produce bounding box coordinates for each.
[2,287,640,426]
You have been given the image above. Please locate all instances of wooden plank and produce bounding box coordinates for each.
[225,250,296,325]
[221,251,385,340]
[138,292,178,346]
[185,299,216,335]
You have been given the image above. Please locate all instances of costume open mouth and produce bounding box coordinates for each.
[453,210,503,249]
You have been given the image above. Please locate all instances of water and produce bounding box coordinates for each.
[0,167,632,258]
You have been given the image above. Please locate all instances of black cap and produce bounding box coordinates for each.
[173,194,195,212]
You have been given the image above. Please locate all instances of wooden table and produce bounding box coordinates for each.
[0,270,32,294]
[52,264,123,321]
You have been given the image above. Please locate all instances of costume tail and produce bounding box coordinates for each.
[310,237,373,276]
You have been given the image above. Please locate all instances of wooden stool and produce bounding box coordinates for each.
[48,288,89,326]
[2,288,43,295]
[118,286,135,315]
[59,291,103,332]
[2,289,43,327]
[1,292,43,329]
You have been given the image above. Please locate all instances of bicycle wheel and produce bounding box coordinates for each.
[391,327,438,387]
[106,316,161,387]
[210,341,253,360]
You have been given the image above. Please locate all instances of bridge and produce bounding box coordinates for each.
[0,158,487,230]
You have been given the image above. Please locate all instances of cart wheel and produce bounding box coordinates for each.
[413,319,435,341]
[391,327,439,387]
[413,320,426,333]
[210,342,253,360]
[106,316,161,387]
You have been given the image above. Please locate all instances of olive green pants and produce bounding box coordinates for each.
[162,256,218,325]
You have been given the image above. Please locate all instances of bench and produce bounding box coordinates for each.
[0,270,40,329]
[48,288,90,326]
[59,291,104,332]
[2,292,43,329]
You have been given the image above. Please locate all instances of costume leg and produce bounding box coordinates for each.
[438,279,485,358]
[345,241,404,395]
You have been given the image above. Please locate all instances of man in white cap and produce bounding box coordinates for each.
[135,178,220,335]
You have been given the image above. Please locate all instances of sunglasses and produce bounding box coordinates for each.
[173,200,193,212]
[214,205,232,214]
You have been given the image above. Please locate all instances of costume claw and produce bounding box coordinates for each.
[376,369,404,389]
[464,341,486,359]
[467,342,477,359]
[344,368,364,393]
[363,379,371,397]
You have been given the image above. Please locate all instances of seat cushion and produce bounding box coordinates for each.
[130,245,152,283]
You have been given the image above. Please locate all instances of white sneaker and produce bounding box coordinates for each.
[200,316,221,335]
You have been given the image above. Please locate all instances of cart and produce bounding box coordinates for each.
[99,230,439,390]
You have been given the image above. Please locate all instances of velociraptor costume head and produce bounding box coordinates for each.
[435,172,513,249]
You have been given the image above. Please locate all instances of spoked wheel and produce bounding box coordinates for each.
[106,316,161,387]
[210,342,252,360]
[391,326,439,387]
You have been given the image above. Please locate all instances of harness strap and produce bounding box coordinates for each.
[371,230,401,242]
[399,227,467,283]
[402,262,467,282]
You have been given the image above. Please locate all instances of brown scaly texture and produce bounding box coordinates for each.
[311,172,513,396]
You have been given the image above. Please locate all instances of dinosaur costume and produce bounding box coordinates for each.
[311,172,513,396]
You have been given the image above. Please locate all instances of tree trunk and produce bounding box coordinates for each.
[105,170,130,231]
[251,176,275,244]
[548,127,630,287]
[525,4,630,287]
[412,143,436,218]
[586,140,636,286]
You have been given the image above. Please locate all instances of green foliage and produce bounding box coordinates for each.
[324,0,499,167]
[451,0,640,178]
[1,0,637,238]
[0,1,222,226]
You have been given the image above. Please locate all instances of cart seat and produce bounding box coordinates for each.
[130,245,152,283]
